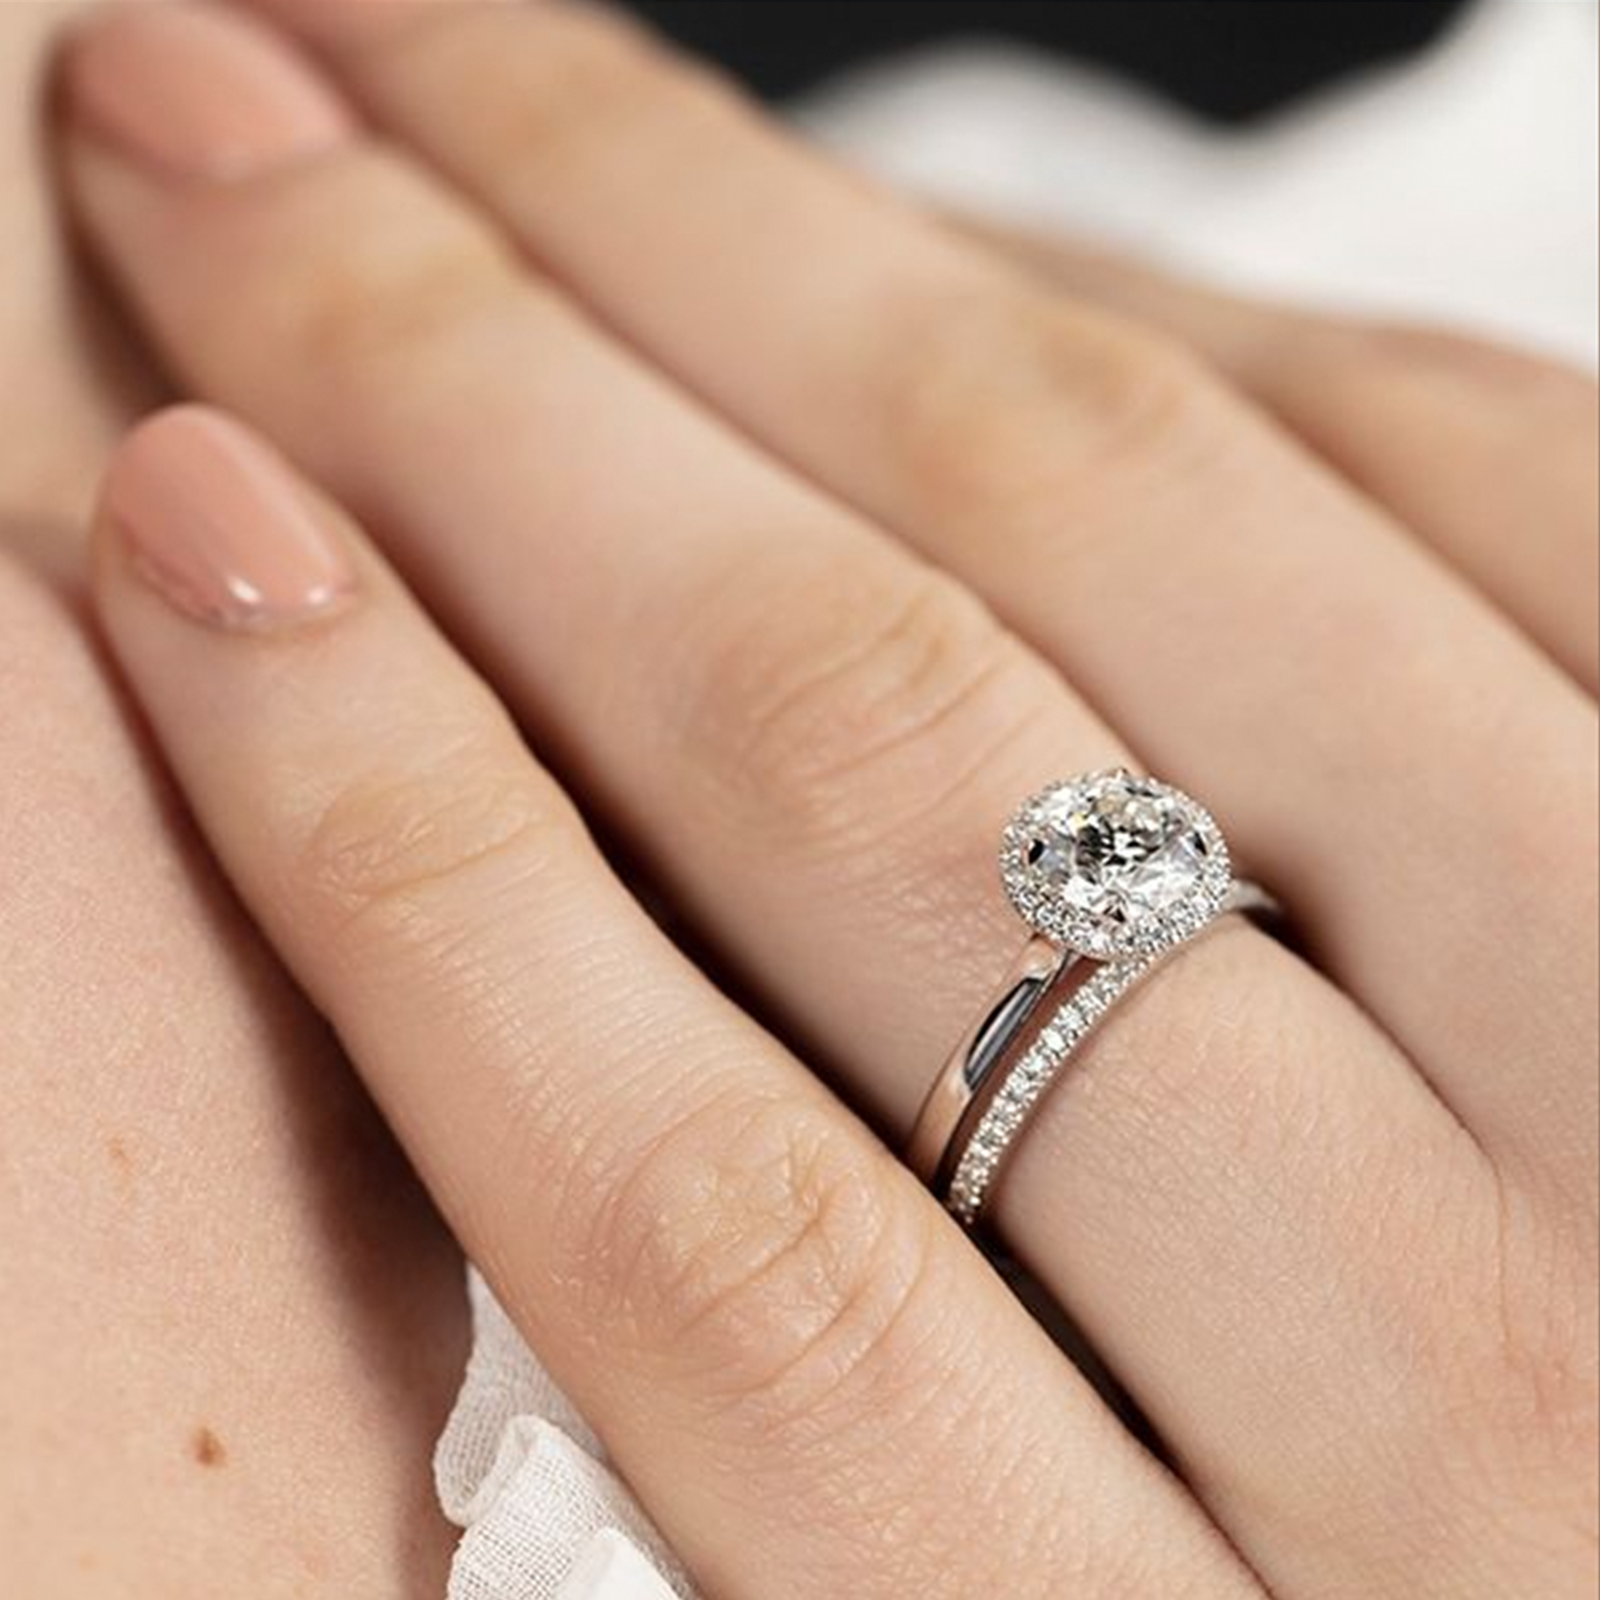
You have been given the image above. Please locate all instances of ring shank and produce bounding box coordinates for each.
[905,934,1067,1185]
[909,880,1276,1221]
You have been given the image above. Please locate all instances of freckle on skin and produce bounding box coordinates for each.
[191,1427,226,1468]
[106,1136,138,1197]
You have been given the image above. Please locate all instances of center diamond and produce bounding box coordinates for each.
[1000,771,1231,958]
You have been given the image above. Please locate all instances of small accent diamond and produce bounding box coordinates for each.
[946,952,1163,1225]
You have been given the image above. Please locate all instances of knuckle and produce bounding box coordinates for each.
[381,1,725,199]
[295,728,562,941]
[678,560,1058,858]
[262,166,523,391]
[573,1091,936,1428]
[876,285,1234,527]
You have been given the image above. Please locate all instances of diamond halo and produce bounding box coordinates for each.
[999,769,1232,960]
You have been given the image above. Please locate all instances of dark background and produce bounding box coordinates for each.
[627,1,1472,121]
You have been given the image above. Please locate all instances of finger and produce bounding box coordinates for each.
[0,524,463,1594]
[257,0,1600,1190]
[954,221,1600,696]
[91,404,1262,1600]
[0,0,155,522]
[57,15,1541,1599]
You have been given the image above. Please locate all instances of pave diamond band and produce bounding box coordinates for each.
[909,770,1274,1227]
[943,879,1272,1224]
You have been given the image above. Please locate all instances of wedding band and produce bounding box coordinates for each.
[909,769,1276,1226]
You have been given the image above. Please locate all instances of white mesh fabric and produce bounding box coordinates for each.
[435,1269,697,1600]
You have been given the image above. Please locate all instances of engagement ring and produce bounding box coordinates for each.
[909,769,1276,1225]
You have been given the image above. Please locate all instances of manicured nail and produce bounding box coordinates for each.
[102,407,357,630]
[66,1,354,180]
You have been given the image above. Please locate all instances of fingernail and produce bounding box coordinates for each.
[102,407,357,630]
[65,1,355,180]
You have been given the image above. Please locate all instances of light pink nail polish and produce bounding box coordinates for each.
[102,407,357,629]
[66,2,355,179]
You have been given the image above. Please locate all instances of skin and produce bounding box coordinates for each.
[0,7,466,1593]
[3,1,1597,1596]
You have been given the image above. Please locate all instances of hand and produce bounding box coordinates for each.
[0,0,152,525]
[0,9,464,1593]
[60,3,1599,1598]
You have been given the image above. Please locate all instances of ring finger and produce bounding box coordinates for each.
[91,403,1262,1600]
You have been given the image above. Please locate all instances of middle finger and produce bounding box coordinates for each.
[267,0,1598,1189]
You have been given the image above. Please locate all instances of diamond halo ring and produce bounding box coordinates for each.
[908,769,1275,1226]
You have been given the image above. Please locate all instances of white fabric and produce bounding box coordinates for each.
[434,8,1598,1595]
[438,1268,604,1490]
[554,1533,686,1600]
[437,1270,699,1600]
[803,0,1598,365]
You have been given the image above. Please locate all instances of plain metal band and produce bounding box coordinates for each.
[906,933,1071,1185]
[909,879,1276,1222]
